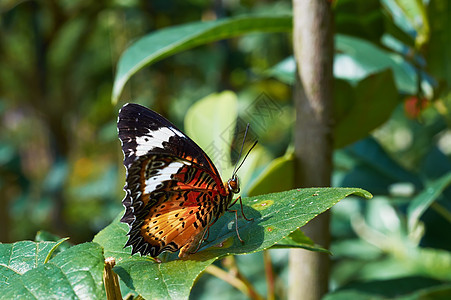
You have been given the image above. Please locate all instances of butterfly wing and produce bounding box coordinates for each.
[117,103,231,257]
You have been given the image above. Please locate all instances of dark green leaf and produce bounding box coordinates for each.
[112,15,292,103]
[334,79,356,124]
[324,276,451,300]
[334,69,399,148]
[339,137,422,194]
[334,0,385,43]
[426,0,451,88]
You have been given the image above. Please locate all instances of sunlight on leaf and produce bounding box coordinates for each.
[0,242,105,299]
[94,188,371,299]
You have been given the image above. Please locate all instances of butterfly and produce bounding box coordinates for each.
[117,103,256,258]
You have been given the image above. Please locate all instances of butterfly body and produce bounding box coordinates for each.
[118,103,239,258]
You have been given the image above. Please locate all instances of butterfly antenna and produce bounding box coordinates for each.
[234,140,258,176]
[232,124,258,176]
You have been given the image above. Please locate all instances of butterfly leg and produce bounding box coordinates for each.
[227,208,244,243]
[203,226,211,242]
[190,226,211,254]
[229,196,254,221]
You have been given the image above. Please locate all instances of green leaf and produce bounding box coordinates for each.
[247,150,295,196]
[334,0,385,43]
[269,43,421,149]
[35,231,71,254]
[407,172,451,232]
[408,246,451,281]
[382,5,416,48]
[334,34,417,94]
[324,276,451,300]
[426,0,451,88]
[95,188,371,299]
[185,91,237,176]
[183,90,270,191]
[269,35,418,94]
[334,69,399,148]
[0,242,105,299]
[394,0,430,47]
[339,137,422,194]
[112,15,292,103]
[0,239,66,279]
[115,256,215,300]
[267,56,295,84]
[272,230,330,253]
[93,214,131,262]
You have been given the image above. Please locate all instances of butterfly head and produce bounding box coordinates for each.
[227,175,240,194]
[228,124,258,195]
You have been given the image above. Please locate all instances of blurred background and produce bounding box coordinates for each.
[0,0,294,244]
[0,0,450,298]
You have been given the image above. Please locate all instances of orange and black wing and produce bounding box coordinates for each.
[118,103,230,257]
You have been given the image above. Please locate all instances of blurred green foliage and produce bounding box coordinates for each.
[0,0,450,299]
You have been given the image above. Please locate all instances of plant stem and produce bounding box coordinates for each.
[103,257,122,300]
[431,202,451,224]
[263,250,275,300]
[205,264,263,300]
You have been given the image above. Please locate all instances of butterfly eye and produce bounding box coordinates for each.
[228,177,240,194]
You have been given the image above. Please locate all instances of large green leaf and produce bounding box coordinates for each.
[0,242,105,299]
[185,91,237,176]
[184,90,270,192]
[94,188,371,299]
[334,69,399,148]
[112,15,292,103]
[0,239,66,289]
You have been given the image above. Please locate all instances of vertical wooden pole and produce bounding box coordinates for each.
[289,0,334,299]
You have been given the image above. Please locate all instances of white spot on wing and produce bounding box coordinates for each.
[143,162,184,193]
[135,127,184,156]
